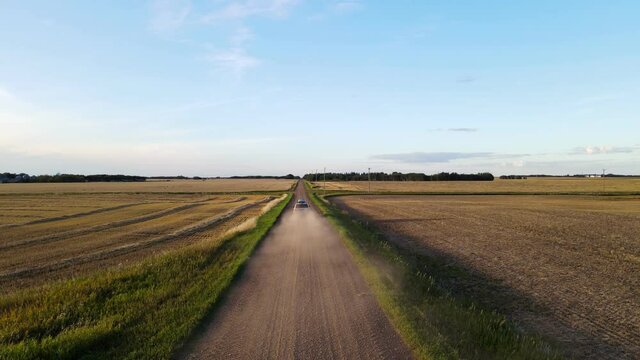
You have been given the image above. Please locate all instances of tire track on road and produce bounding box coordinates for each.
[179,182,412,360]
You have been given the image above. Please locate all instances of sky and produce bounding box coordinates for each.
[1,0,639,176]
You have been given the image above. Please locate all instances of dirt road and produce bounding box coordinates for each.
[179,182,411,359]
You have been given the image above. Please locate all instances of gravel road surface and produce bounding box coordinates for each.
[178,182,411,359]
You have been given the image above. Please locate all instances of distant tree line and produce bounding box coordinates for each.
[430,172,494,181]
[501,174,638,179]
[1,172,302,183]
[572,173,639,178]
[599,174,640,177]
[1,173,146,183]
[500,175,528,179]
[148,176,192,180]
[227,174,300,179]
[302,172,495,181]
[0,173,32,183]
[152,175,300,180]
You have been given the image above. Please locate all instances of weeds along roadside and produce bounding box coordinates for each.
[0,193,292,360]
[304,182,561,360]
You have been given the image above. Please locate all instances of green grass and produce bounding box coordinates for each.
[305,182,561,360]
[0,194,291,360]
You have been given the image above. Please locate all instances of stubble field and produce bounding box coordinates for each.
[0,180,292,358]
[0,179,295,293]
[0,193,273,292]
[332,194,640,359]
[0,178,295,194]
[312,177,640,194]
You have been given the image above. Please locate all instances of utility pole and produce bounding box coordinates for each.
[368,167,371,193]
[323,167,326,195]
[602,169,606,192]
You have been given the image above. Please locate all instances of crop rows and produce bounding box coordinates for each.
[0,178,295,194]
[0,193,271,293]
[333,194,640,359]
[312,177,640,193]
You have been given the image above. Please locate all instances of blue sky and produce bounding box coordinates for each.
[1,0,639,176]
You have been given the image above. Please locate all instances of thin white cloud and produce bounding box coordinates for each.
[427,128,479,132]
[333,0,363,14]
[372,152,493,163]
[0,100,291,175]
[509,160,525,168]
[151,1,299,76]
[230,26,255,47]
[308,0,363,20]
[571,145,637,155]
[148,0,192,32]
[160,96,255,114]
[148,1,302,76]
[0,86,16,102]
[206,27,261,76]
[202,0,300,22]
[206,48,261,75]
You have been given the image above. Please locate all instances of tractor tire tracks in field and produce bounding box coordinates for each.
[0,197,268,282]
[0,197,246,250]
[0,202,143,229]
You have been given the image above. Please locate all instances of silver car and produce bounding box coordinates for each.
[294,199,309,210]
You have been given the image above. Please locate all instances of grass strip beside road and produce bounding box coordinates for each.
[306,182,561,360]
[0,194,291,360]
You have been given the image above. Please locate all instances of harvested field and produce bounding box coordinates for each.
[0,194,291,359]
[333,195,640,359]
[0,192,274,292]
[312,177,640,193]
[0,193,208,227]
[0,178,295,194]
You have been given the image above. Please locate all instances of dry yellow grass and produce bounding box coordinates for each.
[0,192,277,292]
[312,177,640,193]
[0,178,295,194]
[333,194,640,359]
